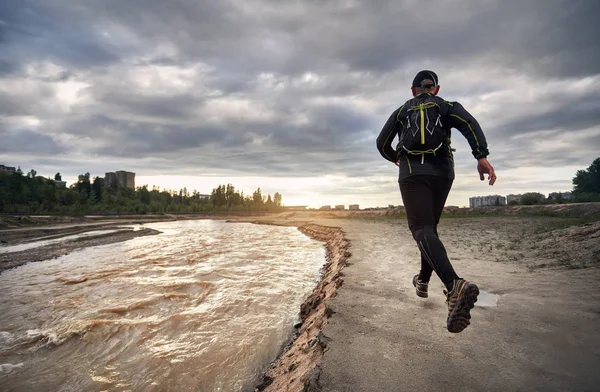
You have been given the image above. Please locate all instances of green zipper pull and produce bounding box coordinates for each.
[420,104,425,144]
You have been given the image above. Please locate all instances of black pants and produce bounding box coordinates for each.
[399,175,459,289]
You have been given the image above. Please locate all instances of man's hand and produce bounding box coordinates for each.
[477,157,496,185]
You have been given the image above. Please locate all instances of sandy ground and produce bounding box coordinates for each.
[315,218,600,392]
[2,207,600,391]
[246,211,600,391]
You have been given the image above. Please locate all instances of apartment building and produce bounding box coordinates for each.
[0,165,16,174]
[469,195,506,208]
[105,171,136,189]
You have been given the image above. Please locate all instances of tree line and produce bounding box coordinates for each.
[509,157,600,205]
[0,169,284,215]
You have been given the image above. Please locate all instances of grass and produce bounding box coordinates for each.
[440,213,512,219]
[531,216,600,234]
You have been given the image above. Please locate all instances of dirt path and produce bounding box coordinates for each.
[313,218,600,391]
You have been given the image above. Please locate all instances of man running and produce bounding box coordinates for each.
[376,70,496,333]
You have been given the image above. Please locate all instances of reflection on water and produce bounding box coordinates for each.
[0,220,325,392]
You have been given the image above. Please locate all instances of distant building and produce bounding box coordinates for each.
[349,204,360,211]
[54,180,67,188]
[548,191,574,201]
[283,205,308,211]
[320,205,331,211]
[469,195,506,208]
[116,171,135,189]
[105,172,117,188]
[334,205,345,210]
[105,170,135,189]
[198,194,211,201]
[0,165,16,174]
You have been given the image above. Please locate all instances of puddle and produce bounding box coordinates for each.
[476,291,500,307]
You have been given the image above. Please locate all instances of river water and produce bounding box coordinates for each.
[0,220,325,391]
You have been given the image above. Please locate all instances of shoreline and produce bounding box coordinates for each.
[253,223,350,392]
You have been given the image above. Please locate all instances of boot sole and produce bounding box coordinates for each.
[447,282,479,333]
[412,276,428,298]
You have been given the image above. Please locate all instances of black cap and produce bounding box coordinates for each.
[412,70,438,88]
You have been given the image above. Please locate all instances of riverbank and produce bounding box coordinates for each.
[241,213,600,391]
[252,224,350,392]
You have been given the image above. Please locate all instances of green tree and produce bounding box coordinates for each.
[225,184,235,207]
[252,188,264,205]
[92,177,104,202]
[138,185,151,204]
[573,157,600,194]
[273,192,282,207]
[55,172,62,181]
[521,192,544,205]
[74,173,92,200]
[211,185,226,207]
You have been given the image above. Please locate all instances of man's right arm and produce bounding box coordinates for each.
[376,108,402,163]
[447,101,496,185]
[447,102,489,159]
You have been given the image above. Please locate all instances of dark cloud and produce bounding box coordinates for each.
[0,0,599,205]
[0,126,64,154]
[0,0,123,71]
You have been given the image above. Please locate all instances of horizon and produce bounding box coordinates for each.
[1,163,579,209]
[1,0,598,209]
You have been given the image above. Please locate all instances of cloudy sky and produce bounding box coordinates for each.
[1,0,599,208]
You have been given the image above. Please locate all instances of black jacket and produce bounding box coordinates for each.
[376,93,490,181]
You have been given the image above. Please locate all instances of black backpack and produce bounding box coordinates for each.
[398,94,448,157]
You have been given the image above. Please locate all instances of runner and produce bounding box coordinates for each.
[376,70,497,333]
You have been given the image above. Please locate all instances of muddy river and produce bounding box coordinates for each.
[0,220,325,391]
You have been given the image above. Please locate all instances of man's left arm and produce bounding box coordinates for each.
[376,108,402,163]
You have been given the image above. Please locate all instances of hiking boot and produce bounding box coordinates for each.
[445,278,479,333]
[412,275,429,298]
